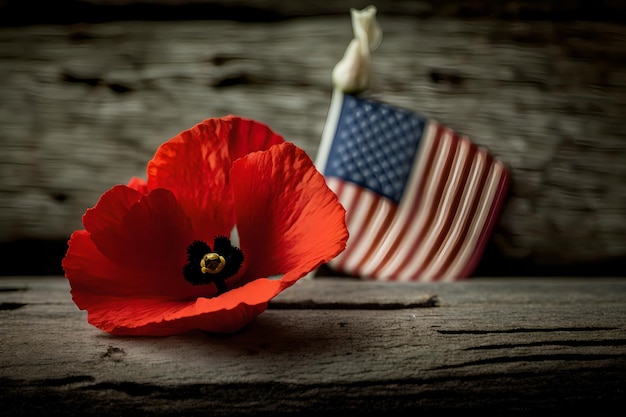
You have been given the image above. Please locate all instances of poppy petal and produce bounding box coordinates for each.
[230,142,348,285]
[147,120,234,241]
[63,230,145,302]
[82,185,143,235]
[127,177,148,194]
[72,187,215,300]
[219,115,285,161]
[83,278,287,336]
[147,117,286,241]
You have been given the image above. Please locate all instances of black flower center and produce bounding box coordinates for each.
[183,236,244,295]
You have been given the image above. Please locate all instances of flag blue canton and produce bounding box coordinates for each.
[324,94,426,204]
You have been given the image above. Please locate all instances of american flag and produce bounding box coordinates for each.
[315,92,510,281]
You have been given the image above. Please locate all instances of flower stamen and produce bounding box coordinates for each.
[200,253,226,274]
[183,237,244,296]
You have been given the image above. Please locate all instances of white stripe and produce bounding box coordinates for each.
[373,129,457,281]
[419,146,486,280]
[334,188,377,274]
[326,178,354,268]
[392,135,471,282]
[441,162,504,281]
[341,195,394,273]
[360,121,447,279]
[360,125,450,280]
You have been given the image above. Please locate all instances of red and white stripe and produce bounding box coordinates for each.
[324,120,509,282]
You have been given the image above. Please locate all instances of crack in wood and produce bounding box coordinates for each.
[35,375,96,387]
[435,326,617,335]
[430,353,622,370]
[61,71,134,93]
[0,287,28,292]
[465,338,626,350]
[0,302,27,311]
[268,295,439,310]
[81,381,161,397]
[101,346,127,362]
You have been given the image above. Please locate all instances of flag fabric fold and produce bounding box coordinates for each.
[315,91,510,281]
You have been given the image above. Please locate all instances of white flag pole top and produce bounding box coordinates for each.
[308,5,382,280]
[331,5,382,94]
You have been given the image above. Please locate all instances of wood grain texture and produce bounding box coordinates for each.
[1,276,625,415]
[1,3,625,273]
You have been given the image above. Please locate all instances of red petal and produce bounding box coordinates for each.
[82,185,143,235]
[219,115,285,161]
[71,187,211,300]
[146,117,285,241]
[127,177,148,194]
[82,278,286,336]
[63,230,141,304]
[230,142,348,286]
[147,120,234,241]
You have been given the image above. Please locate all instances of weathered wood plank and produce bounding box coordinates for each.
[1,13,625,272]
[1,276,625,415]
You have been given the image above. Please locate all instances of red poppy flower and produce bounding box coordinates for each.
[62,116,348,336]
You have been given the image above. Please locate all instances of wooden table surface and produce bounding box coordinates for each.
[1,276,625,416]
